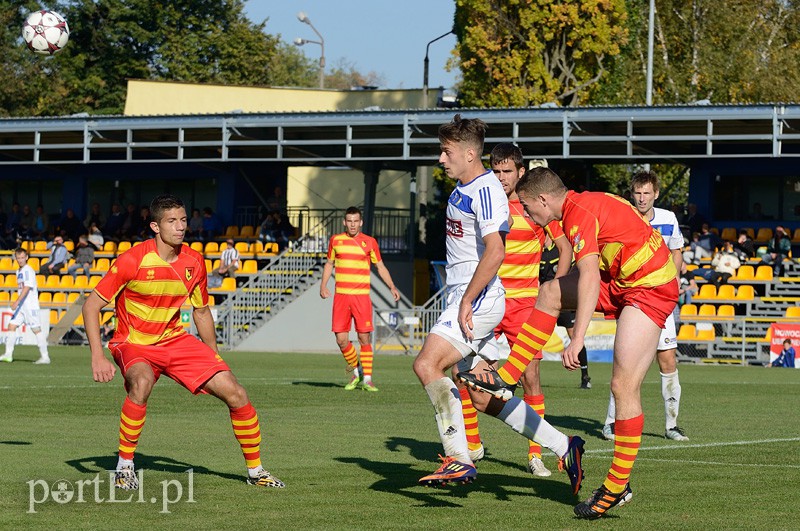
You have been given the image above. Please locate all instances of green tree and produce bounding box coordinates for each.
[323,58,386,90]
[453,0,629,107]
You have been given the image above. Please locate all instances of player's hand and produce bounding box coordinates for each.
[320,286,330,299]
[458,299,475,341]
[561,337,584,371]
[390,287,400,302]
[92,356,116,383]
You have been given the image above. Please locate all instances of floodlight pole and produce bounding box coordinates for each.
[296,11,326,89]
[423,30,453,107]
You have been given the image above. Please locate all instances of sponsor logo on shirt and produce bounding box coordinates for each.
[446,218,463,238]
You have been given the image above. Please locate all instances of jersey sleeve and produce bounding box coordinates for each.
[326,236,336,261]
[545,220,565,241]
[94,253,136,302]
[564,208,600,263]
[21,268,36,289]
[189,256,210,308]
[475,183,510,238]
[368,236,382,264]
[666,212,684,250]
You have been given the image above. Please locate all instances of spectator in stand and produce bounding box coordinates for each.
[6,202,22,241]
[698,241,741,287]
[768,339,796,368]
[758,226,792,276]
[274,211,296,251]
[187,208,204,242]
[18,204,35,240]
[104,203,125,241]
[0,205,10,249]
[84,202,106,231]
[67,235,96,279]
[137,206,155,240]
[684,203,707,235]
[683,223,721,265]
[734,230,756,260]
[266,186,288,214]
[750,202,771,220]
[59,208,85,243]
[677,262,699,310]
[120,203,141,240]
[214,238,240,277]
[201,207,222,241]
[88,222,104,250]
[32,205,50,240]
[258,211,278,243]
[40,234,69,277]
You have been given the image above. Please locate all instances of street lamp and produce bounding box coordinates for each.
[295,11,325,89]
[422,29,454,107]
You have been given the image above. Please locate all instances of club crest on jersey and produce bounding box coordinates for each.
[146,269,155,279]
[185,267,193,281]
[446,218,464,238]
[361,241,367,248]
[570,229,585,254]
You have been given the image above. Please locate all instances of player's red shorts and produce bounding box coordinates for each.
[495,297,541,358]
[332,293,374,333]
[109,333,230,395]
[596,274,678,329]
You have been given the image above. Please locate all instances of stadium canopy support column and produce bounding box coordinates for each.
[362,164,380,235]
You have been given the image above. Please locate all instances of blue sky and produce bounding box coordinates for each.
[243,0,459,90]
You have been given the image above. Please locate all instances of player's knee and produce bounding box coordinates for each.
[537,281,562,313]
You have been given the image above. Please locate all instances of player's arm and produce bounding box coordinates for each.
[192,305,218,352]
[83,290,116,383]
[553,235,573,279]
[671,249,683,280]
[458,231,505,341]
[562,254,601,371]
[319,260,334,299]
[374,261,400,302]
[12,285,31,310]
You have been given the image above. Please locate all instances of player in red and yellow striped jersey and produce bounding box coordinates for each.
[320,206,400,392]
[456,144,572,477]
[462,167,677,518]
[82,194,284,490]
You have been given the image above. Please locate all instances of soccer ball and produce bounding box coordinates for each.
[22,10,70,55]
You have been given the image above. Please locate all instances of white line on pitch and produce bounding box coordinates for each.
[585,437,800,454]
[633,457,800,469]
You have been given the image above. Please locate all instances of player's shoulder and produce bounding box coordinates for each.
[181,244,205,263]
[652,206,679,224]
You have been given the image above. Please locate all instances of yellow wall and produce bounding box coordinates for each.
[124,79,436,115]
[287,166,413,210]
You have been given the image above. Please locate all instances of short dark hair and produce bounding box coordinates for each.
[516,166,568,198]
[150,194,185,223]
[438,114,487,152]
[345,206,362,218]
[630,171,660,193]
[489,143,524,170]
[14,247,28,257]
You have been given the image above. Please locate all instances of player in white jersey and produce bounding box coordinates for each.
[602,171,687,441]
[0,247,50,364]
[413,115,585,495]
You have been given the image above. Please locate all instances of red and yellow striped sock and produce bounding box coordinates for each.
[360,344,373,377]
[498,309,557,384]
[340,342,359,369]
[524,394,545,459]
[230,403,262,469]
[603,414,644,493]
[118,397,146,460]
[459,387,482,452]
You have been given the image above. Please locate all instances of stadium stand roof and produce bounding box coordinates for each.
[1,103,800,167]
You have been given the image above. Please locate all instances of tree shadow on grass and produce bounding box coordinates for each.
[65,454,242,482]
[333,436,579,508]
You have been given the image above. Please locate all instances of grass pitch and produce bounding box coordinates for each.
[0,346,797,529]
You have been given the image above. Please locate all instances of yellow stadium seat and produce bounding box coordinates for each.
[686,264,698,272]
[793,228,800,244]
[698,284,717,299]
[117,241,132,253]
[717,305,735,319]
[251,241,265,256]
[241,260,258,274]
[191,242,204,253]
[696,327,716,341]
[224,225,239,238]
[754,227,773,243]
[755,265,774,281]
[10,292,17,302]
[35,274,45,285]
[205,259,213,272]
[676,324,696,340]
[28,257,39,270]
[67,292,79,304]
[212,259,221,271]
[64,241,74,252]
[717,284,735,300]
[785,306,800,319]
[263,242,278,255]
[52,292,67,306]
[204,242,219,257]
[89,276,101,288]
[698,304,716,318]
[103,241,118,254]
[50,311,60,326]
[220,277,236,292]
[208,295,215,306]
[59,276,74,289]
[0,257,12,271]
[95,258,110,271]
[73,313,84,326]
[239,225,255,239]
[0,292,9,303]
[720,227,737,241]
[680,304,698,317]
[33,240,48,252]
[735,285,755,300]
[235,241,254,259]
[74,276,89,289]
[4,274,17,288]
[21,241,33,252]
[741,227,755,239]
[38,292,52,306]
[45,275,60,289]
[733,265,754,281]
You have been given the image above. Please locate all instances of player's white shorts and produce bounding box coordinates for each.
[430,280,505,361]
[9,303,42,330]
[658,312,677,351]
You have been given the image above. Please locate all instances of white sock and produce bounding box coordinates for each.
[363,374,372,384]
[496,397,568,458]
[661,370,682,430]
[116,457,134,470]
[424,377,470,463]
[36,333,49,360]
[4,331,19,358]
[605,390,616,425]
[248,465,265,478]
